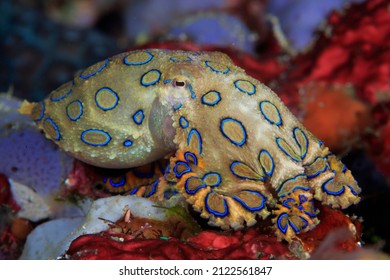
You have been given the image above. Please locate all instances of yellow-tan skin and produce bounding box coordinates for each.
[19,49,361,241]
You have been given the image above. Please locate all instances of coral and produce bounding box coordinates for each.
[19,196,196,259]
[281,0,390,104]
[64,204,360,260]
[0,173,20,212]
[266,0,366,50]
[299,83,369,153]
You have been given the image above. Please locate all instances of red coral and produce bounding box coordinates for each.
[299,205,361,253]
[64,160,109,198]
[0,173,20,212]
[65,205,359,260]
[0,227,21,260]
[0,174,25,259]
[65,229,292,260]
[282,0,390,104]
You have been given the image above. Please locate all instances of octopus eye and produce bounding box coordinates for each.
[172,80,186,88]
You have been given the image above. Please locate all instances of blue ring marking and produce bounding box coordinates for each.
[288,220,300,233]
[277,174,308,195]
[140,69,161,87]
[322,177,345,196]
[291,186,310,194]
[220,118,247,147]
[173,103,182,111]
[173,161,191,178]
[66,100,83,121]
[304,201,318,218]
[298,216,309,230]
[109,176,126,188]
[347,185,359,196]
[205,61,230,74]
[123,51,153,65]
[282,198,295,209]
[95,87,119,111]
[305,211,318,218]
[293,127,308,159]
[276,137,301,163]
[185,176,207,195]
[163,165,171,180]
[318,140,324,147]
[132,109,145,125]
[80,58,109,79]
[259,101,282,126]
[278,174,306,188]
[277,213,289,234]
[187,129,203,154]
[145,179,159,198]
[202,172,221,187]
[129,187,139,195]
[123,140,133,147]
[201,90,221,106]
[103,177,108,183]
[170,56,192,62]
[307,163,329,179]
[259,149,275,176]
[341,164,347,173]
[188,83,196,99]
[44,117,61,141]
[164,189,178,199]
[164,79,171,84]
[205,192,229,217]
[50,83,73,102]
[34,101,45,122]
[234,80,256,95]
[179,116,189,128]
[299,194,308,204]
[305,212,317,218]
[184,151,198,166]
[80,129,111,146]
[229,161,266,181]
[232,190,266,212]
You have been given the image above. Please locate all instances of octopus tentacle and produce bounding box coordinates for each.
[169,149,271,229]
[273,172,319,241]
[103,159,168,196]
[317,154,360,208]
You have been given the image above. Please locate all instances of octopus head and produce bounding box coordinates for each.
[149,62,204,151]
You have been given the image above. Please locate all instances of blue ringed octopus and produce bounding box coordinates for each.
[19,49,361,241]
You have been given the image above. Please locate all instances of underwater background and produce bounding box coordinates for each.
[0,0,389,259]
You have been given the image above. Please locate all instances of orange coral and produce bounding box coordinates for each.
[300,83,369,153]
